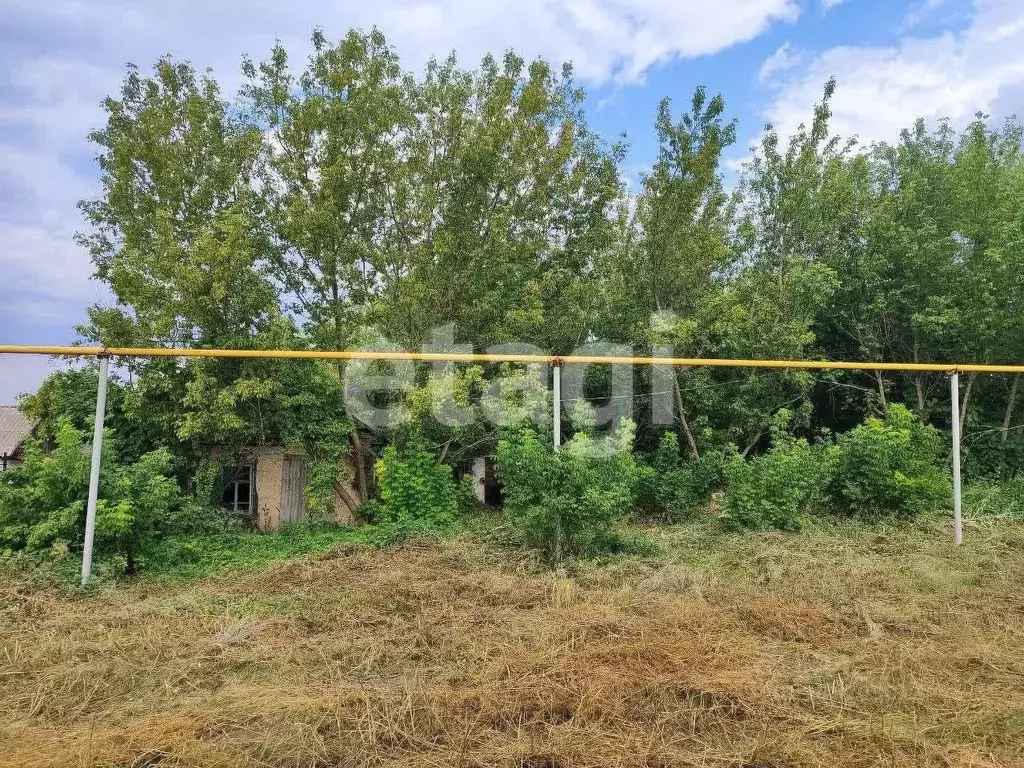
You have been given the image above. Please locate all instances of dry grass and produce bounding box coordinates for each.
[2,516,1024,768]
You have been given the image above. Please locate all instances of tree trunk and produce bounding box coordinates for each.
[333,480,362,521]
[914,375,926,423]
[960,372,977,427]
[741,431,765,458]
[350,431,369,502]
[913,340,926,424]
[333,358,370,502]
[874,370,887,410]
[1002,374,1019,445]
[672,375,700,459]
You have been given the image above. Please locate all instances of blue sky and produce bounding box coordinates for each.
[2,0,1022,401]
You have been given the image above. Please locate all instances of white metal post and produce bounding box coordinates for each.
[950,371,963,546]
[553,363,562,451]
[81,355,110,586]
[552,363,563,565]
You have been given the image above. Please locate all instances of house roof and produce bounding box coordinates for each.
[0,406,34,457]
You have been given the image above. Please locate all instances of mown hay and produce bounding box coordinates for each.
[2,520,1024,767]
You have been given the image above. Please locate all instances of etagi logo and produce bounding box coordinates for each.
[342,315,685,455]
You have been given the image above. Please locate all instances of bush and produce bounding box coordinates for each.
[0,419,182,571]
[356,498,385,524]
[721,413,838,531]
[832,404,950,519]
[497,420,638,561]
[636,432,723,521]
[374,436,459,533]
[963,476,1024,517]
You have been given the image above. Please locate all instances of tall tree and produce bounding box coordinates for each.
[76,57,357,504]
[722,80,841,452]
[596,87,736,455]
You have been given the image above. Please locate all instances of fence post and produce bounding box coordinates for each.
[950,371,963,546]
[81,355,110,586]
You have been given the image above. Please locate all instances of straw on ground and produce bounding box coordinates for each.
[2,516,1023,768]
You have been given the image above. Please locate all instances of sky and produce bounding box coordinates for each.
[2,0,1024,402]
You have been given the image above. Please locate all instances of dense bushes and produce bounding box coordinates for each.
[497,421,638,560]
[832,405,950,519]
[0,420,182,570]
[374,436,460,533]
[636,432,723,522]
[720,405,951,530]
[961,431,1024,482]
[491,403,954,550]
[721,421,838,531]
[0,400,957,578]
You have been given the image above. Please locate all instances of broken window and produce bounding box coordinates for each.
[221,463,254,516]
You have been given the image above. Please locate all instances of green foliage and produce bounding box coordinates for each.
[142,524,370,582]
[356,498,385,524]
[97,447,181,568]
[497,421,638,560]
[375,436,460,532]
[79,57,272,351]
[636,432,723,521]
[832,404,951,519]
[0,421,89,552]
[721,405,951,530]
[39,27,1024,575]
[721,413,839,531]
[0,420,182,568]
[457,473,483,515]
[18,369,113,445]
[962,430,1024,481]
[963,476,1024,517]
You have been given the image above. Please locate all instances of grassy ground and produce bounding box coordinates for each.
[2,514,1024,767]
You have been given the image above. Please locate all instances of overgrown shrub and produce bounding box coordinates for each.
[721,413,838,531]
[636,432,723,521]
[374,436,459,533]
[356,498,385,524]
[497,420,638,560]
[832,404,950,519]
[0,419,181,571]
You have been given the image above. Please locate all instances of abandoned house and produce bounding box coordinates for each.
[214,446,360,532]
[0,406,35,472]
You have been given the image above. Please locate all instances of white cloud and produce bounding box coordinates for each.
[820,0,846,9]
[899,0,955,32]
[0,226,101,304]
[758,42,802,83]
[760,0,1024,145]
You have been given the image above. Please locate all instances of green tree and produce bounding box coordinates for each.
[76,56,358,508]
[0,421,181,572]
[79,57,273,351]
[242,30,622,489]
[596,87,736,456]
[497,420,638,561]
